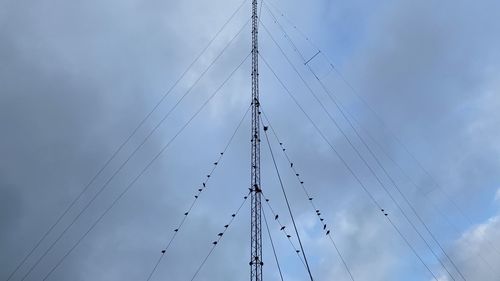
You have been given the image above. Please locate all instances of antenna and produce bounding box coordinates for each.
[250,1,263,281]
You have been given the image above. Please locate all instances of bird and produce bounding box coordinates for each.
[194,195,198,198]
[326,230,330,235]
[161,250,166,254]
[174,229,178,232]
[275,214,279,220]
[232,214,236,217]
[203,183,206,187]
[224,225,229,228]
[184,212,189,216]
[263,126,268,131]
[300,181,304,184]
[290,163,294,168]
[309,197,313,201]
[296,173,299,176]
[280,226,286,230]
[323,224,327,230]
[218,233,223,237]
[213,241,217,245]
[198,189,202,192]
[244,196,248,199]
[287,235,291,238]
[214,162,218,165]
[296,250,300,253]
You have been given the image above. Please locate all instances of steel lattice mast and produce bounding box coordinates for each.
[250,0,263,281]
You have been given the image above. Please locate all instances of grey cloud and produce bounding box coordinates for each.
[2,0,500,280]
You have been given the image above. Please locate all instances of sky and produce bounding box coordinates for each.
[1,0,500,280]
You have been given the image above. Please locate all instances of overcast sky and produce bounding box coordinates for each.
[1,0,500,281]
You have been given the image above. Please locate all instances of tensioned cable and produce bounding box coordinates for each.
[262,122,315,281]
[268,0,482,233]
[263,4,489,277]
[337,80,498,275]
[18,19,251,281]
[144,104,251,281]
[262,10,467,280]
[263,0,500,259]
[265,3,496,278]
[189,191,251,281]
[314,82,467,280]
[409,149,500,257]
[39,53,252,281]
[262,207,285,281]
[261,193,306,268]
[258,0,264,20]
[4,3,248,280]
[353,119,496,275]
[260,110,356,281]
[260,17,458,280]
[259,53,439,281]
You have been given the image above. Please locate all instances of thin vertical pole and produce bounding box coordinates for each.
[250,0,263,281]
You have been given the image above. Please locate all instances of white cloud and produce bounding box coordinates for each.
[435,214,500,281]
